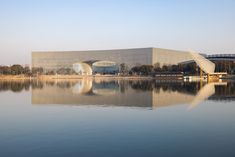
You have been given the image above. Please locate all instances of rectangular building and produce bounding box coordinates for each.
[32,47,192,71]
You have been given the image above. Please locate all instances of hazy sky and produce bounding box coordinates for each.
[0,0,235,65]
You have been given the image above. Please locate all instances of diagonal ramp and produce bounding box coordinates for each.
[189,51,215,74]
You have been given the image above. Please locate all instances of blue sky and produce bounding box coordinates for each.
[0,0,235,64]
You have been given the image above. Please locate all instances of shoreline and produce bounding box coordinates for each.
[0,75,32,80]
[1,74,234,81]
[0,74,180,81]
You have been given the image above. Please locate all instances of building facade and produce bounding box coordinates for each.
[32,47,193,73]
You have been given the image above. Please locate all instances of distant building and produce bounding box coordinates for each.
[32,47,192,74]
[32,47,234,75]
[179,54,235,74]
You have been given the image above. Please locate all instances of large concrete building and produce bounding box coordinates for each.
[32,47,193,73]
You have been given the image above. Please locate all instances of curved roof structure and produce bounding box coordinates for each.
[92,61,118,67]
[72,62,92,75]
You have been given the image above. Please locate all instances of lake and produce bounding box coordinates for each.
[0,79,235,157]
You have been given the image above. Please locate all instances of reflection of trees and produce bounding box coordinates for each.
[93,80,119,90]
[157,82,199,94]
[210,82,235,100]
[129,80,154,91]
[1,80,235,101]
[0,80,78,92]
[56,82,73,89]
[128,80,235,100]
[0,81,31,92]
[45,81,55,86]
[119,81,129,93]
[129,80,199,95]
[31,80,44,89]
[31,80,78,89]
[10,82,26,92]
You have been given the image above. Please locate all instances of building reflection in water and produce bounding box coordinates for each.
[31,79,235,109]
[0,79,234,109]
[188,82,227,110]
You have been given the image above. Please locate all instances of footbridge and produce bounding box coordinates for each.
[189,51,227,81]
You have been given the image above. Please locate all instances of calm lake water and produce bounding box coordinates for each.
[0,79,235,157]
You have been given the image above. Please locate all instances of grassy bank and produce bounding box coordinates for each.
[5,74,221,81]
[37,75,154,80]
[0,74,154,80]
[0,75,32,80]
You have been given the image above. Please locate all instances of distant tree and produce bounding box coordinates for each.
[139,65,153,75]
[162,65,169,72]
[171,65,180,72]
[56,68,75,75]
[131,66,141,75]
[45,70,55,75]
[154,63,160,69]
[32,67,44,75]
[167,64,173,72]
[119,63,129,75]
[153,63,161,72]
[182,63,197,75]
[10,64,24,75]
[0,66,11,75]
[131,65,153,76]
[23,66,31,76]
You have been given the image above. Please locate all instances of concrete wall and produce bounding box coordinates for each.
[152,48,192,67]
[32,48,153,71]
[32,47,193,71]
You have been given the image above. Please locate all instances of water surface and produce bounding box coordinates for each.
[0,79,235,157]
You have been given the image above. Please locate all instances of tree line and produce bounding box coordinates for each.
[0,65,31,75]
[120,63,197,76]
[0,62,198,76]
[0,65,76,76]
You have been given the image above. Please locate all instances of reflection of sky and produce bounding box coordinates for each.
[0,90,235,156]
